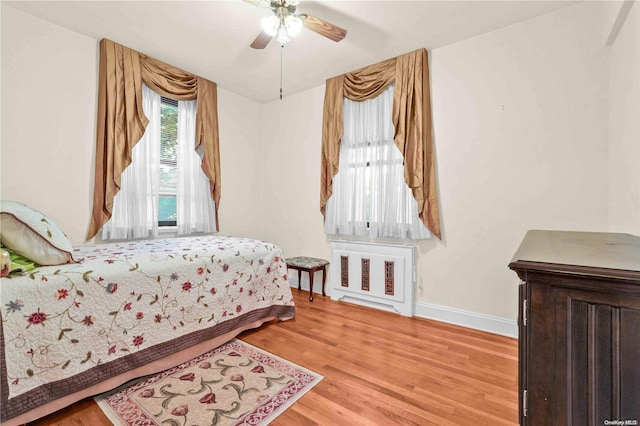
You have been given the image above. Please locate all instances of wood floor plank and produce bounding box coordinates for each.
[27,289,518,425]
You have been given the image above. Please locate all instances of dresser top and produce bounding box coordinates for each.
[509,230,640,276]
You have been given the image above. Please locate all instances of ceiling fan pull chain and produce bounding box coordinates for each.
[280,44,284,100]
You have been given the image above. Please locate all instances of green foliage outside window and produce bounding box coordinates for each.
[159,99,178,223]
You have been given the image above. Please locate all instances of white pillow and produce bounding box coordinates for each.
[0,201,75,266]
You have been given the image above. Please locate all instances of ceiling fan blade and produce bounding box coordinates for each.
[300,14,347,42]
[250,31,273,49]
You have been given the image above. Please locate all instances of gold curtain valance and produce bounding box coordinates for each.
[87,39,220,240]
[320,48,441,239]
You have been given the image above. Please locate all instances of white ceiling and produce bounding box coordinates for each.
[5,0,580,103]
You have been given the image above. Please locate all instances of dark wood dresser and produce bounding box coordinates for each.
[509,230,640,426]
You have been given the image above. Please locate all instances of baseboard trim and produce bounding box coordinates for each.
[415,302,518,339]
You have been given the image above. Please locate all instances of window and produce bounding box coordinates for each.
[101,84,216,241]
[159,97,178,227]
[345,141,403,229]
[324,83,430,240]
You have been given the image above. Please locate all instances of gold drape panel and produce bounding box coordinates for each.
[319,48,441,239]
[87,39,220,240]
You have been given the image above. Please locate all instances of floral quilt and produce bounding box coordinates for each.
[0,235,295,404]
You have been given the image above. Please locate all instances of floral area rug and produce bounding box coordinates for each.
[95,339,322,425]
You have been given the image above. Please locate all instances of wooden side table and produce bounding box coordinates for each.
[285,256,329,301]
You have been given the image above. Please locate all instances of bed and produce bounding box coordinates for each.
[0,231,295,425]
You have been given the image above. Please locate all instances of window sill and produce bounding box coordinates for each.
[158,226,178,238]
[96,226,217,244]
[326,235,424,247]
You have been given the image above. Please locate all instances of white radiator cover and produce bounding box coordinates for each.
[330,240,415,316]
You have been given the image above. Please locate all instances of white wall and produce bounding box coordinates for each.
[216,88,264,240]
[1,6,97,245]
[423,1,610,321]
[607,2,640,235]
[260,86,329,259]
[0,5,265,245]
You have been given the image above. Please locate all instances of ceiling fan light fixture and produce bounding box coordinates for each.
[276,25,290,45]
[261,14,280,36]
[262,9,302,46]
[285,14,303,37]
[248,0,347,50]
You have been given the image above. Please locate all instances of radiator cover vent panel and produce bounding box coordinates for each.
[330,241,415,316]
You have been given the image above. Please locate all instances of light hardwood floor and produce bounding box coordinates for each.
[29,289,518,425]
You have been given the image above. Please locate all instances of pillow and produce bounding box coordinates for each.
[0,200,75,266]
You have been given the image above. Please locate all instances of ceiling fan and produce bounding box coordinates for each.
[244,0,347,48]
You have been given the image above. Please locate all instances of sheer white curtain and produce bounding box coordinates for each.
[102,85,216,240]
[324,83,431,240]
[102,83,160,240]
[176,98,216,235]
